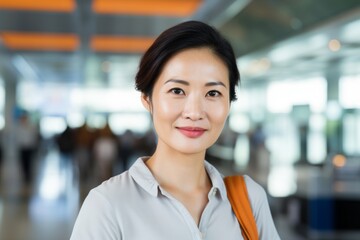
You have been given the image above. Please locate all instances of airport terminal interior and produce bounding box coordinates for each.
[0,0,360,239]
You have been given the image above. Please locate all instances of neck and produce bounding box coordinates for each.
[146,146,209,192]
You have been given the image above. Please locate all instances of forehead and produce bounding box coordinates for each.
[167,47,222,64]
[158,47,228,82]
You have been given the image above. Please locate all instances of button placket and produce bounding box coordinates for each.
[198,187,219,240]
[160,187,205,240]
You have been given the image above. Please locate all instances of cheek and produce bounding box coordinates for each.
[215,111,229,127]
[152,97,179,120]
[210,102,229,123]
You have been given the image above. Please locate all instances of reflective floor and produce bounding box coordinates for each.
[0,146,81,240]
[0,144,305,240]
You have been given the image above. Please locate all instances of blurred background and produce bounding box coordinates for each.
[0,0,359,239]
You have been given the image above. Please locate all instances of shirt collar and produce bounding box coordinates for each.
[204,160,227,200]
[129,157,227,200]
[129,157,160,197]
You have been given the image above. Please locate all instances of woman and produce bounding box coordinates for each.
[70,21,280,240]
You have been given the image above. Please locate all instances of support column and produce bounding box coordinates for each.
[1,68,18,164]
[325,65,342,154]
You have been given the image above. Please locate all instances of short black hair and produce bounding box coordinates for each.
[135,20,240,102]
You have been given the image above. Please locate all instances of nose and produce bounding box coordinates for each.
[182,94,205,120]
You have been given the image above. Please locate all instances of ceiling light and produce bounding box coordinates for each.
[332,154,346,168]
[0,0,75,12]
[91,36,154,53]
[92,0,202,17]
[328,39,341,52]
[1,32,79,51]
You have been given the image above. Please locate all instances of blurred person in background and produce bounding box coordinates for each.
[74,122,96,183]
[56,124,76,159]
[134,128,156,158]
[118,129,136,172]
[70,21,280,239]
[15,113,39,187]
[55,123,79,185]
[0,128,3,180]
[93,122,118,183]
[248,124,270,187]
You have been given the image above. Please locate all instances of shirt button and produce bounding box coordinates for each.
[213,189,217,196]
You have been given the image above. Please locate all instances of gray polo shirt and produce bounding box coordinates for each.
[70,157,280,240]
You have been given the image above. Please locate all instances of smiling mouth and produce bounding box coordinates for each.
[177,127,206,138]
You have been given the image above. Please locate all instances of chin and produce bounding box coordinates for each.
[173,143,210,155]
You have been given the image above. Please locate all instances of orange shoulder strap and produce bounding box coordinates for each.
[224,175,259,240]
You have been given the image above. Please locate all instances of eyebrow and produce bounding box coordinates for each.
[164,79,227,88]
[205,81,227,88]
[164,79,189,86]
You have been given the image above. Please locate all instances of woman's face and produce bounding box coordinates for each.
[142,47,230,155]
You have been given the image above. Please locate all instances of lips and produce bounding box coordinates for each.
[177,127,206,138]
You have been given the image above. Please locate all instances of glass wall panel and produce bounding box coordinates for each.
[0,78,4,129]
[343,110,360,155]
[339,75,360,109]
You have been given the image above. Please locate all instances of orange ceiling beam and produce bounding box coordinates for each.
[91,36,155,53]
[0,0,76,12]
[1,32,80,51]
[93,0,202,17]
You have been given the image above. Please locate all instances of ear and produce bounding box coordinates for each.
[141,93,151,112]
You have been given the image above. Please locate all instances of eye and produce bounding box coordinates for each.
[170,88,185,95]
[206,90,221,97]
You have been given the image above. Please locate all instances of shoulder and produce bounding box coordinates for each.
[74,171,138,226]
[91,171,134,202]
[242,175,268,213]
[243,175,281,239]
[243,175,266,197]
[70,174,132,239]
[92,171,133,195]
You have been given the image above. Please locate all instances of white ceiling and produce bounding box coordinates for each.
[0,0,359,89]
[237,8,360,83]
